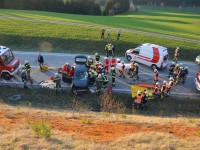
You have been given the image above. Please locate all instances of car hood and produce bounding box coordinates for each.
[73,79,87,87]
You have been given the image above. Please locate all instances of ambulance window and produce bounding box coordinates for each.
[163,55,168,61]
[2,50,14,65]
[133,48,140,54]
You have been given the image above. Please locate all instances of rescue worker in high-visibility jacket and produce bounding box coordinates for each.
[133,91,143,109]
[173,47,179,63]
[119,61,125,79]
[94,53,101,64]
[153,82,160,97]
[167,77,174,95]
[104,57,109,74]
[53,73,61,94]
[153,69,159,83]
[111,67,116,87]
[168,62,176,78]
[181,66,188,84]
[109,57,116,67]
[23,60,31,79]
[161,81,167,98]
[86,56,94,68]
[105,43,114,57]
[102,73,109,89]
[21,69,28,89]
[129,59,135,78]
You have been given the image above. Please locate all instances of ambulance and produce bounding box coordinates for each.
[0,46,21,80]
[125,43,168,70]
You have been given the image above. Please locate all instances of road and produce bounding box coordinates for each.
[0,51,199,97]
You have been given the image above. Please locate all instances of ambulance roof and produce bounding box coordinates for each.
[0,46,9,55]
[140,43,167,53]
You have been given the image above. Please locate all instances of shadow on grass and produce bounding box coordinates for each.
[0,86,200,118]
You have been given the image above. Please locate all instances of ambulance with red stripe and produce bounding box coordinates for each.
[125,43,168,70]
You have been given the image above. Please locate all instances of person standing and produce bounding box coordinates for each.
[94,53,101,64]
[53,73,61,94]
[133,63,139,81]
[102,73,109,89]
[111,67,116,87]
[37,54,44,69]
[129,59,135,78]
[104,57,109,74]
[107,29,110,39]
[119,61,125,79]
[23,60,31,80]
[168,62,176,78]
[117,29,121,41]
[153,69,159,83]
[173,47,179,63]
[101,28,105,39]
[21,69,28,90]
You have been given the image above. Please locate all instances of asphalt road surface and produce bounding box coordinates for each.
[0,51,199,97]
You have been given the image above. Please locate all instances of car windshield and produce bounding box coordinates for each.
[74,71,88,80]
[1,49,15,65]
[75,57,87,63]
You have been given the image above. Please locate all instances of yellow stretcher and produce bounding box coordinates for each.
[131,84,154,98]
[40,65,49,72]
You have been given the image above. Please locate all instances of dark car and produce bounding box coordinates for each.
[70,55,89,92]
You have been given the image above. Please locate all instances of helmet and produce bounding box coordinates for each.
[134,63,138,66]
[180,63,182,66]
[169,77,173,80]
[121,61,124,64]
[104,57,107,59]
[130,59,134,62]
[88,56,91,59]
[145,91,149,96]
[111,67,115,70]
[137,91,141,95]
[156,82,160,86]
[179,66,183,70]
[177,47,179,50]
[172,62,175,65]
[154,69,158,73]
[116,58,120,62]
[22,69,26,73]
[98,74,102,78]
[66,62,68,65]
[176,64,180,67]
[163,81,167,84]
[25,60,28,64]
[54,73,58,76]
[185,66,188,70]
[101,73,104,76]
[99,62,102,65]
[95,53,98,56]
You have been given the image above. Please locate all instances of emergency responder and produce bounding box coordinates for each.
[161,81,167,99]
[168,62,176,78]
[128,59,135,78]
[173,47,179,63]
[119,61,125,78]
[181,66,188,84]
[175,65,184,85]
[88,69,96,84]
[116,58,121,63]
[133,91,142,110]
[142,90,148,109]
[23,60,31,80]
[167,77,174,95]
[173,63,180,81]
[105,43,114,57]
[153,69,159,83]
[21,69,28,89]
[38,54,44,69]
[110,57,116,67]
[102,73,109,89]
[96,74,103,94]
[62,63,70,76]
[53,73,61,94]
[99,66,105,75]
[86,56,94,68]
[94,53,101,64]
[68,66,75,77]
[153,82,161,98]
[133,63,139,81]
[104,57,109,74]
[111,67,116,87]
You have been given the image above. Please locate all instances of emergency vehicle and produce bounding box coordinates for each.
[125,43,168,70]
[0,46,21,80]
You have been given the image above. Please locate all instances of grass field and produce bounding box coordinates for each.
[0,86,200,149]
[0,7,200,61]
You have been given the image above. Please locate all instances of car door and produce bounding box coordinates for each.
[131,48,140,62]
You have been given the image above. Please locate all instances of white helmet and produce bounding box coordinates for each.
[95,53,98,56]
[172,62,175,65]
[156,82,160,86]
[134,63,138,66]
[25,60,28,64]
[111,67,115,70]
[130,59,134,62]
[163,81,167,84]
[104,57,107,59]
[169,77,173,81]
[116,58,120,61]
[54,73,58,76]
[66,62,68,65]
[101,73,104,76]
[154,69,158,73]
[180,63,183,66]
[177,47,179,50]
[145,91,149,96]
[22,69,26,73]
[121,61,124,64]
[88,56,91,59]
[137,91,141,95]
[185,66,188,69]
[98,74,102,78]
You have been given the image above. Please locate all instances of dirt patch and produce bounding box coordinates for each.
[0,110,199,142]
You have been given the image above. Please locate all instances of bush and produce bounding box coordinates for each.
[31,121,52,138]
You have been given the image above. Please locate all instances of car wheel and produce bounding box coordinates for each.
[3,72,12,80]
[127,55,132,61]
[151,64,157,70]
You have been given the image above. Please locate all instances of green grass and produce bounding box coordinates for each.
[0,7,200,60]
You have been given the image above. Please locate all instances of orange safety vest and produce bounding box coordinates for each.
[169,81,174,88]
[130,62,135,69]
[154,72,159,80]
[135,95,142,104]
[161,85,167,92]
[110,58,116,66]
[175,50,179,57]
[154,87,160,95]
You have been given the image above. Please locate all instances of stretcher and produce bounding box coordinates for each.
[131,84,153,98]
[38,79,55,89]
[40,65,49,72]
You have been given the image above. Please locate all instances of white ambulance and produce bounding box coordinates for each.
[125,43,168,70]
